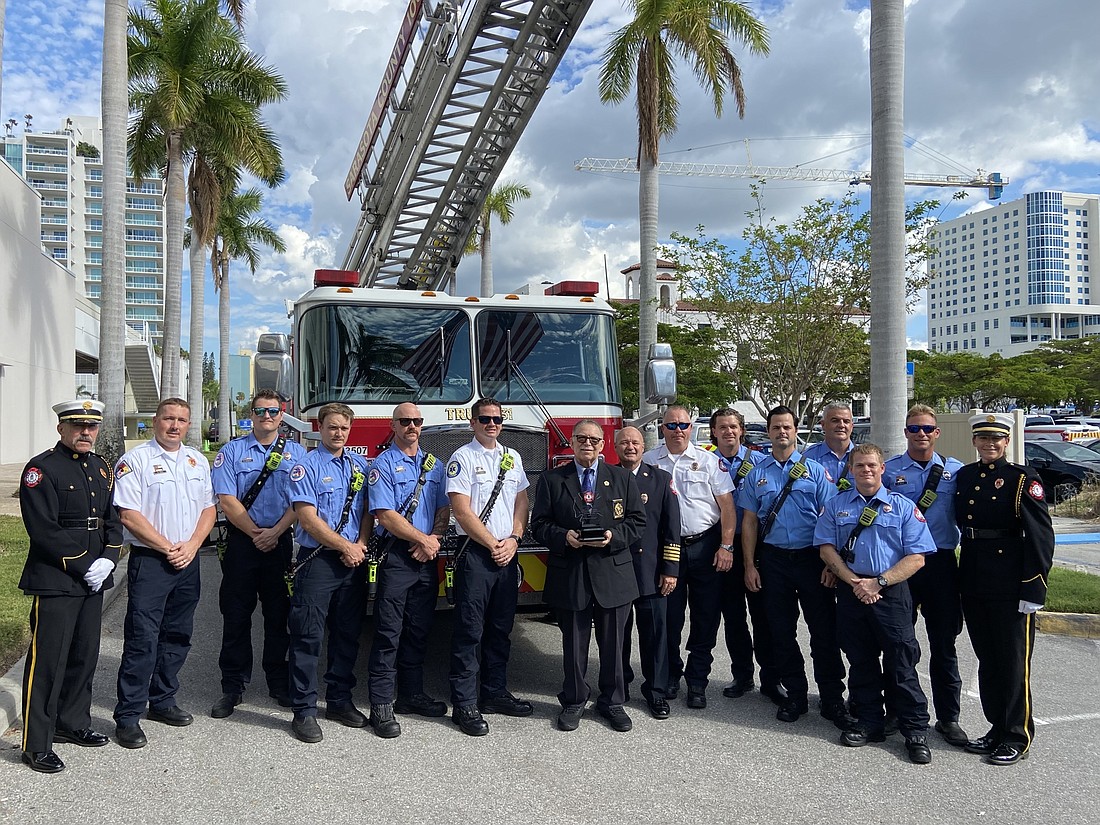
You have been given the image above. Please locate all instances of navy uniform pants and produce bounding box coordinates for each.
[449,543,518,708]
[838,582,929,737]
[907,547,963,722]
[963,595,1037,751]
[758,544,845,705]
[720,531,779,689]
[665,525,723,692]
[114,548,201,724]
[623,593,670,702]
[367,540,438,704]
[217,525,292,697]
[287,550,366,717]
[559,601,631,710]
[22,592,104,753]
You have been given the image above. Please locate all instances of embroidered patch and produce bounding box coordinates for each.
[883,504,892,513]
[613,499,624,519]
[188,456,197,467]
[447,460,461,478]
[213,452,225,468]
[115,461,132,479]
[368,468,380,486]
[1028,480,1044,500]
[23,467,42,487]
[290,464,306,483]
[894,475,906,486]
[913,507,927,522]
[718,458,729,473]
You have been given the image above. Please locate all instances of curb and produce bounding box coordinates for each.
[0,554,129,739]
[1037,611,1100,639]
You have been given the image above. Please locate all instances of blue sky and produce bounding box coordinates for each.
[5,0,1100,359]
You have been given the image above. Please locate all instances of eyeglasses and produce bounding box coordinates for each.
[573,435,603,445]
[664,421,691,431]
[477,415,504,425]
[396,417,424,427]
[905,424,937,434]
[252,407,282,418]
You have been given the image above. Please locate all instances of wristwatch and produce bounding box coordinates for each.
[876,574,889,588]
[719,544,733,552]
[508,534,522,544]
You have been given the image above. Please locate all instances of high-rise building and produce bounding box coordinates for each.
[927,190,1100,355]
[2,115,166,343]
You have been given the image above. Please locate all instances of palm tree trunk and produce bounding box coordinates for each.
[98,0,129,465]
[479,224,493,297]
[869,0,907,457]
[637,153,659,443]
[186,240,206,446]
[217,252,232,446]
[160,129,186,398]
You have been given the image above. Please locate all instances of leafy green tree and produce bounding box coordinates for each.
[464,181,531,297]
[76,141,101,158]
[1026,338,1100,413]
[910,350,1069,412]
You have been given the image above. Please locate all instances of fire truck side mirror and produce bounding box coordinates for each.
[254,335,295,401]
[644,343,676,406]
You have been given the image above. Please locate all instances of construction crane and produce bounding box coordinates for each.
[573,157,1007,199]
[341,0,594,291]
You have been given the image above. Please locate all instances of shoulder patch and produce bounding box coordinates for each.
[22,467,43,488]
[447,460,461,478]
[115,461,132,480]
[1028,480,1044,501]
[290,464,307,483]
[913,506,927,522]
[368,468,380,486]
[212,452,225,468]
[717,458,729,473]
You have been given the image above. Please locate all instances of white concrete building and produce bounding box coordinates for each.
[927,190,1100,355]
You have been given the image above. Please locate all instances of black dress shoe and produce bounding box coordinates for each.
[116,724,148,749]
[369,703,402,738]
[964,732,999,755]
[906,735,933,764]
[665,683,680,700]
[647,697,671,719]
[776,697,809,723]
[211,693,243,719]
[325,703,368,727]
[884,714,899,736]
[147,705,193,727]
[291,715,323,743]
[685,687,707,709]
[820,700,857,731]
[395,692,448,718]
[722,678,755,699]
[557,703,585,732]
[760,683,788,706]
[478,691,533,717]
[840,728,886,747]
[935,720,969,747]
[452,705,489,736]
[598,705,633,732]
[22,751,65,774]
[987,743,1029,765]
[54,728,110,747]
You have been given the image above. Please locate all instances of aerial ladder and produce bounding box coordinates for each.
[573,157,1007,199]
[341,0,594,291]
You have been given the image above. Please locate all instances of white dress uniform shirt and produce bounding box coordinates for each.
[446,439,529,541]
[643,442,733,535]
[114,440,216,545]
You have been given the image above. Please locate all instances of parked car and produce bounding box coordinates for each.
[1023,440,1100,503]
[1077,437,1100,457]
[799,428,824,445]
[850,423,872,445]
[689,417,712,447]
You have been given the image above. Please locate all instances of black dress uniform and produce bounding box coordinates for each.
[19,404,123,766]
[955,416,1054,762]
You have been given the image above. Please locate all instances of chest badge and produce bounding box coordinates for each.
[883,504,892,513]
[188,456,197,468]
[691,462,698,471]
[640,492,649,504]
[994,478,1004,489]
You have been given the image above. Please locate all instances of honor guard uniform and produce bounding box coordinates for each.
[884,406,968,746]
[816,444,936,764]
[210,397,306,718]
[18,399,123,773]
[955,413,1054,766]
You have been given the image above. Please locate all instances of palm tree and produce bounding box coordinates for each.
[128,0,287,399]
[464,181,532,297]
[97,0,130,466]
[599,0,768,429]
[211,187,286,444]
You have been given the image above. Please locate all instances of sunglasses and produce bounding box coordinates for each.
[573,435,603,445]
[664,421,691,431]
[252,407,282,417]
[396,417,424,427]
[905,424,937,434]
[477,415,504,425]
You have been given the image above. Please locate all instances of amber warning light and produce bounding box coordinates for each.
[544,280,599,297]
[314,269,360,288]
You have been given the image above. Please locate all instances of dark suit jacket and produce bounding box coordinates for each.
[531,461,645,611]
[627,463,682,596]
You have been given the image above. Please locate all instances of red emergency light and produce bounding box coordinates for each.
[314,269,361,288]
[544,280,599,297]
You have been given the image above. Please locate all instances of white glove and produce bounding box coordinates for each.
[84,558,115,592]
[1018,600,1043,614]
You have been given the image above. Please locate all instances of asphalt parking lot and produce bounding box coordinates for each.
[1,551,1098,825]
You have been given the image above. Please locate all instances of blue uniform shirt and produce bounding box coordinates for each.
[814,485,936,575]
[737,451,836,549]
[717,445,767,536]
[289,448,369,549]
[212,434,307,527]
[883,451,963,550]
[367,445,448,535]
[803,441,855,488]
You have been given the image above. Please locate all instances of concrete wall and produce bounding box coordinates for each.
[0,159,76,465]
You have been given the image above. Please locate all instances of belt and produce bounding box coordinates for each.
[60,516,100,530]
[963,527,1022,540]
[681,524,719,545]
[761,542,813,555]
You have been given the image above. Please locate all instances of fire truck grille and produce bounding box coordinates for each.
[418,426,550,491]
